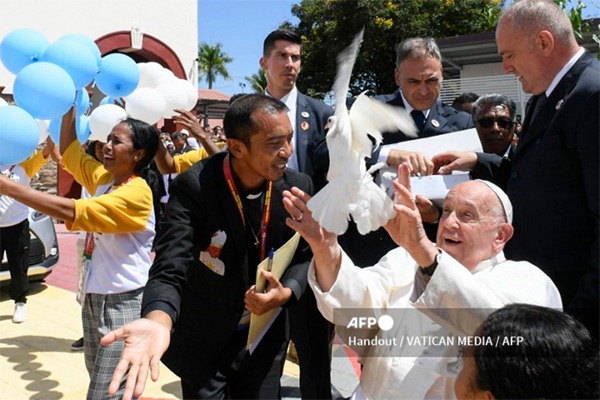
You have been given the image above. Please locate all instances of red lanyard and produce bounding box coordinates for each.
[83,176,137,259]
[223,155,272,261]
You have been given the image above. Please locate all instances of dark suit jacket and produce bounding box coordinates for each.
[142,152,314,380]
[369,90,474,165]
[474,51,599,336]
[339,91,474,267]
[295,92,333,189]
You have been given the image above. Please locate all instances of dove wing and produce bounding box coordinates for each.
[331,28,364,117]
[349,92,419,157]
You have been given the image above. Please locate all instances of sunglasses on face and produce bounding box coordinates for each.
[477,118,515,129]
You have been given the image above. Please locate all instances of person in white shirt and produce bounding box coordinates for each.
[0,138,59,323]
[282,162,562,399]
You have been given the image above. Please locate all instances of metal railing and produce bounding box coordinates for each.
[441,75,532,119]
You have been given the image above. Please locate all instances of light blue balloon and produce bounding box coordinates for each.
[99,95,124,106]
[95,53,139,98]
[75,90,90,116]
[48,118,61,144]
[0,28,49,74]
[77,115,91,143]
[0,106,40,165]
[49,115,91,145]
[42,39,98,89]
[13,62,76,120]
[57,34,101,69]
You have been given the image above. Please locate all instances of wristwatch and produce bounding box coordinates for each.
[419,250,441,276]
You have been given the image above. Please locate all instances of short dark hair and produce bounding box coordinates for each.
[395,37,441,67]
[170,131,185,141]
[229,93,247,106]
[125,118,159,175]
[472,94,517,121]
[452,92,480,109]
[223,94,287,148]
[472,304,599,399]
[85,140,103,162]
[263,29,302,56]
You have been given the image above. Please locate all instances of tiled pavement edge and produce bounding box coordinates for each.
[0,223,358,399]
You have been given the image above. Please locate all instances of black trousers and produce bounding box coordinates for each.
[1,219,30,303]
[289,286,334,400]
[181,313,288,399]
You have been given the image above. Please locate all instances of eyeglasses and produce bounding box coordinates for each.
[477,118,515,130]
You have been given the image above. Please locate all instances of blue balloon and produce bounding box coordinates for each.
[13,62,76,120]
[99,95,124,106]
[0,106,40,165]
[42,38,98,89]
[49,115,91,145]
[0,28,49,74]
[75,90,90,116]
[77,115,91,143]
[95,53,139,98]
[48,118,61,144]
[57,34,101,69]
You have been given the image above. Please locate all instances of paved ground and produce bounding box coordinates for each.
[0,223,359,399]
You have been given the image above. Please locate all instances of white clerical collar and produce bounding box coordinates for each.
[471,251,507,274]
[546,47,585,97]
[399,90,430,119]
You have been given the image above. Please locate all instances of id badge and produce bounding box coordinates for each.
[77,258,92,305]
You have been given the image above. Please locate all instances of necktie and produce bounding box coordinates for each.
[529,93,547,125]
[411,110,426,131]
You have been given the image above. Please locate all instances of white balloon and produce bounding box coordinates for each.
[37,119,50,144]
[180,79,199,111]
[125,87,166,125]
[154,68,176,87]
[89,104,127,142]
[156,79,190,118]
[137,62,165,88]
[0,98,8,107]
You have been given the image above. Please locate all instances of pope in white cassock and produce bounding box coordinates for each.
[283,162,561,400]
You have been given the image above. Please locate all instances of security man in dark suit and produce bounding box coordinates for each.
[102,95,315,400]
[339,37,473,267]
[260,29,335,400]
[434,0,599,341]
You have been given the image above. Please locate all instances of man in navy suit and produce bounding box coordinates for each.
[260,29,333,190]
[370,37,473,175]
[340,37,473,267]
[260,29,335,399]
[434,0,599,341]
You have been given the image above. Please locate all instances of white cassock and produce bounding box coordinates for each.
[309,248,562,400]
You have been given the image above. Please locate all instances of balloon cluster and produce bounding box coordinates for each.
[0,28,198,164]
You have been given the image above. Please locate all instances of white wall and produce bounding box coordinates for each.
[462,63,505,78]
[0,0,197,93]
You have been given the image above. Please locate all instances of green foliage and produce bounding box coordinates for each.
[245,69,267,93]
[285,0,504,98]
[197,42,233,89]
[555,0,599,59]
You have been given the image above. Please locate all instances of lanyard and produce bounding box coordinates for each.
[83,175,137,259]
[223,155,272,261]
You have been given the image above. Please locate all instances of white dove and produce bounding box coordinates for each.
[307,29,417,235]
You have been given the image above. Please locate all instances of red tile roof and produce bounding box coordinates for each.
[198,88,230,102]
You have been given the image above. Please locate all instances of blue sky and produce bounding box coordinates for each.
[198,0,599,96]
[197,0,298,96]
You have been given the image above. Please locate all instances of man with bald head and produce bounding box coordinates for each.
[434,0,599,340]
[282,163,561,399]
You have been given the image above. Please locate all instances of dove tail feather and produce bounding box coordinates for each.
[350,175,397,235]
[307,179,351,235]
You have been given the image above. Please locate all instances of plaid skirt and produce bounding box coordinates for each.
[82,288,144,400]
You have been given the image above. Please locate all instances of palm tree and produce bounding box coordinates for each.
[245,69,267,93]
[197,42,233,89]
